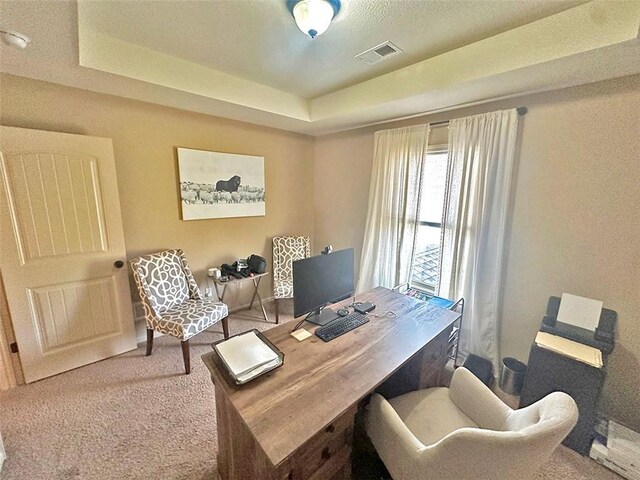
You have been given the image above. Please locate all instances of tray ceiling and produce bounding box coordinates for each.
[1,0,640,135]
[80,0,586,98]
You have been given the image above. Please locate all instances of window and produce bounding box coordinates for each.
[410,147,448,293]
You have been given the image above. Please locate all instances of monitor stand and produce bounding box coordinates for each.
[305,307,338,326]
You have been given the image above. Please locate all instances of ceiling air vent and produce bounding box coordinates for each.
[355,41,403,65]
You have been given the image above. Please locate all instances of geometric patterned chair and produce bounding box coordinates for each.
[129,249,229,374]
[272,236,310,324]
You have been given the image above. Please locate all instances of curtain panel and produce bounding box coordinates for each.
[439,109,519,369]
[357,124,430,293]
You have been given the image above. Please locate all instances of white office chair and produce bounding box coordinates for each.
[366,367,578,480]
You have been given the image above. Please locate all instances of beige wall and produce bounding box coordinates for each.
[314,129,374,275]
[1,72,638,430]
[0,74,315,314]
[314,75,640,430]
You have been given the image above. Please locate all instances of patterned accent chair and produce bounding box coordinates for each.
[272,236,311,323]
[130,249,229,374]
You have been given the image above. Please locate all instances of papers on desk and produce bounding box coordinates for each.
[215,330,282,384]
[236,357,281,384]
[557,293,603,332]
[535,331,603,368]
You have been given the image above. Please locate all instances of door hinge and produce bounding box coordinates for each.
[10,342,18,353]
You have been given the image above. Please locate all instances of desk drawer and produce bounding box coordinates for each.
[291,406,355,479]
[307,445,351,480]
[298,434,352,479]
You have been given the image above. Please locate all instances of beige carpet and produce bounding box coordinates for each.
[0,302,621,479]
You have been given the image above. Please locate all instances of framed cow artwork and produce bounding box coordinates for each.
[177,147,266,220]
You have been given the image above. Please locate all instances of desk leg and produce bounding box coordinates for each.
[215,283,227,303]
[252,277,270,323]
[249,277,259,309]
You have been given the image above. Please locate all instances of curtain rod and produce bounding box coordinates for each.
[430,106,528,128]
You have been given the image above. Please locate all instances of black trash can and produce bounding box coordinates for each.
[499,357,527,395]
[463,354,494,387]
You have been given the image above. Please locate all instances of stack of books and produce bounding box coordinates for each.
[214,330,283,385]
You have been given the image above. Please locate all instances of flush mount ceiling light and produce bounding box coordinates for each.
[287,0,341,39]
[0,30,30,49]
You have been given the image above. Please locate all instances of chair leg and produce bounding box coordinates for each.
[222,317,229,339]
[146,329,154,356]
[275,298,280,324]
[181,340,191,374]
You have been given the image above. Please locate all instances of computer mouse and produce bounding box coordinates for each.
[337,308,350,317]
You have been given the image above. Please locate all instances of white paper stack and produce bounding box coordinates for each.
[215,331,281,383]
[609,421,640,478]
[590,421,640,480]
[591,439,640,480]
[557,293,603,331]
[535,331,603,368]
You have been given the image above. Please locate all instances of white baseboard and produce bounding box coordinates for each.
[133,296,277,344]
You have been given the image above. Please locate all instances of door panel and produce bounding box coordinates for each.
[0,126,136,383]
[4,152,108,262]
[29,277,120,352]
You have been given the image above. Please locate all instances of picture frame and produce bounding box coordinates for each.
[177,147,266,220]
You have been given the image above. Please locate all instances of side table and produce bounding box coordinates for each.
[208,272,271,323]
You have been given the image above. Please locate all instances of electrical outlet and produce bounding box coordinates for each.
[205,288,212,298]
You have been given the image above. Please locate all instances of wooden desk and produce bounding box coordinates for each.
[202,287,460,480]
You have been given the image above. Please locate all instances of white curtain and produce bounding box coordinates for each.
[438,109,519,370]
[357,124,430,293]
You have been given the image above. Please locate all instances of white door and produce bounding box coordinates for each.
[0,126,136,383]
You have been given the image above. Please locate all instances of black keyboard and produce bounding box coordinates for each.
[315,313,370,342]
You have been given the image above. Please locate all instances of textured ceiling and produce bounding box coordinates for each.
[80,0,586,98]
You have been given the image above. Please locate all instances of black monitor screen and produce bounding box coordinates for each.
[293,248,355,318]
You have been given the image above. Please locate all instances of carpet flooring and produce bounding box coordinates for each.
[0,301,621,479]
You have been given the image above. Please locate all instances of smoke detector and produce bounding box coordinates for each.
[355,41,402,65]
[1,30,30,50]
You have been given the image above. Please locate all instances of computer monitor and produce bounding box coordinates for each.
[293,248,355,326]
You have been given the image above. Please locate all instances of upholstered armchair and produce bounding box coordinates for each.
[272,236,310,323]
[366,367,578,480]
[130,249,229,374]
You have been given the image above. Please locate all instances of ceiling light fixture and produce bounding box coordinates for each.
[0,30,30,49]
[287,0,341,39]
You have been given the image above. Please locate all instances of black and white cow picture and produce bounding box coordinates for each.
[216,175,241,192]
